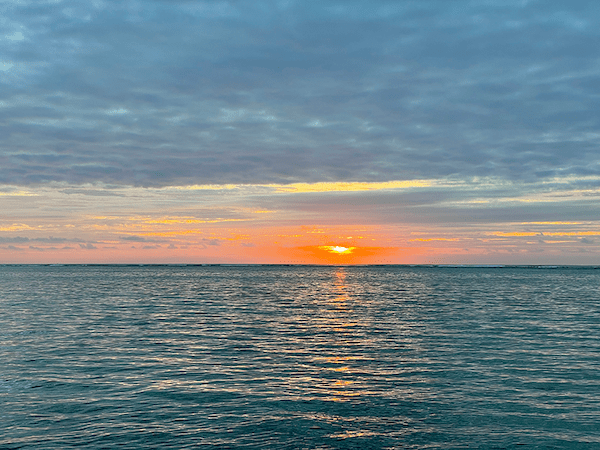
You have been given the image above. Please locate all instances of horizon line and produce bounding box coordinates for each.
[2,263,599,269]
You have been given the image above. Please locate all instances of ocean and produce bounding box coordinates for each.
[1,265,599,449]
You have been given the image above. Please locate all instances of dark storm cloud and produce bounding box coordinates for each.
[2,0,600,186]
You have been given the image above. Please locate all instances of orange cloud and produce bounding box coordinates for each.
[267,180,433,193]
[0,223,36,231]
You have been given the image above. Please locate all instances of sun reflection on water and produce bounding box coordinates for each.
[332,269,349,304]
[306,268,370,402]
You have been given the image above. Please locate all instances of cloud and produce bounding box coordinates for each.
[0,236,30,243]
[121,235,146,242]
[79,243,97,249]
[1,1,599,187]
[198,239,221,248]
[243,180,600,225]
[0,236,81,243]
[60,188,125,196]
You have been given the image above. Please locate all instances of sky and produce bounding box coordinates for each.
[1,0,600,265]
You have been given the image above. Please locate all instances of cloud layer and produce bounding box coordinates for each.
[1,179,599,264]
[2,0,600,186]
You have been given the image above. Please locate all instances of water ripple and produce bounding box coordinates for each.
[1,265,599,448]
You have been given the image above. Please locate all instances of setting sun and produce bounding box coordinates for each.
[287,243,398,265]
[321,245,355,254]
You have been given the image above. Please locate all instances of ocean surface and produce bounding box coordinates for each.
[1,265,600,449]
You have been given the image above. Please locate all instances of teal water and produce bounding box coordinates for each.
[1,265,599,449]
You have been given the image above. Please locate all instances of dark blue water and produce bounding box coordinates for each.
[1,265,600,449]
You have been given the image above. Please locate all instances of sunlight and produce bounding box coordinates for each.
[321,245,356,254]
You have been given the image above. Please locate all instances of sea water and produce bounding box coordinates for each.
[1,265,599,449]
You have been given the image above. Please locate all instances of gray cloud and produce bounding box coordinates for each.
[243,185,600,225]
[0,236,30,243]
[199,239,221,248]
[1,1,600,186]
[60,188,125,196]
[121,235,147,242]
[0,236,82,243]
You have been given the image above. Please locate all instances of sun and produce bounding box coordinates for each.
[320,245,356,254]
[291,243,396,264]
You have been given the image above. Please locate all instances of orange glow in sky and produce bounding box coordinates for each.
[2,180,600,265]
[289,245,398,265]
[321,245,355,254]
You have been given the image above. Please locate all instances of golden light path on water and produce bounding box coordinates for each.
[311,269,360,403]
